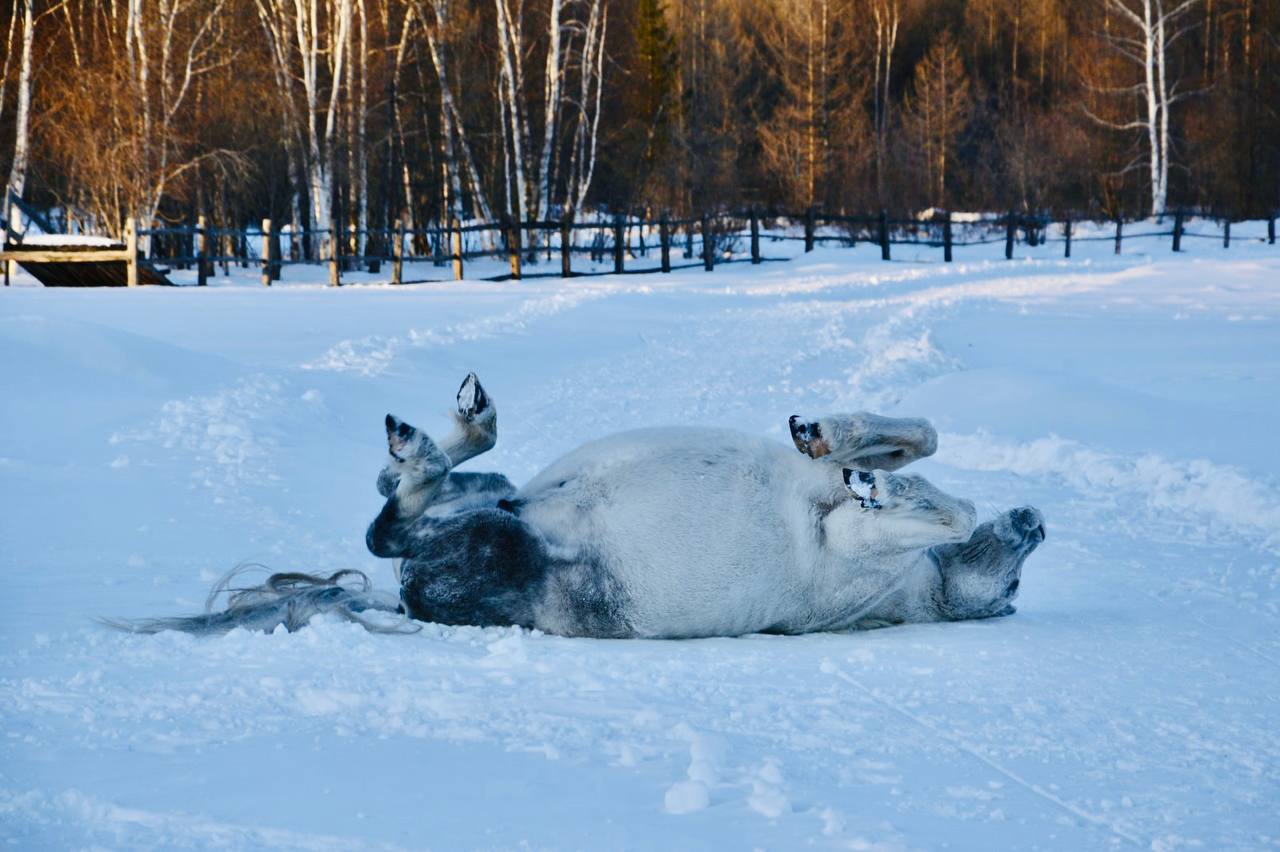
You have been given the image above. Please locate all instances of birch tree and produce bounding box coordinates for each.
[418,0,491,222]
[1086,0,1201,215]
[564,0,607,216]
[870,0,899,205]
[5,0,36,220]
[255,0,352,255]
[494,0,606,228]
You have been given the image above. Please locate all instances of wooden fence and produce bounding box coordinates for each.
[122,207,1278,286]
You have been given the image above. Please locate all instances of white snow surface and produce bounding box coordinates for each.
[2,227,1279,850]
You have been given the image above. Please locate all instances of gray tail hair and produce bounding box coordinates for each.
[101,564,420,636]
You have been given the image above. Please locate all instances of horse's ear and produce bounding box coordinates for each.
[385,413,397,433]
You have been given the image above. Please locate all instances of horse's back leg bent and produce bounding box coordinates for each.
[376,373,500,499]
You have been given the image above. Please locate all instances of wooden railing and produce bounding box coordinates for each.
[9,207,1272,287]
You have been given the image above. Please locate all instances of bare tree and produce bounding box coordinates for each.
[754,0,856,208]
[903,30,972,207]
[1086,0,1201,215]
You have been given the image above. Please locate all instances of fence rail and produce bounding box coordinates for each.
[17,206,1274,288]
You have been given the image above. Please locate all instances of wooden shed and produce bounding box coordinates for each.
[1,227,173,287]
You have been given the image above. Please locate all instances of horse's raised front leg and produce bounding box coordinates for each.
[824,468,977,552]
[788,411,937,471]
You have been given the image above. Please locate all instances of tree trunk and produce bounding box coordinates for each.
[5,0,34,212]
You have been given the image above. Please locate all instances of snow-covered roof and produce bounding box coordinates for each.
[16,234,121,247]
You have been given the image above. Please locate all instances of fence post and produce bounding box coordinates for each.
[197,214,209,286]
[124,217,139,287]
[750,207,761,264]
[366,224,380,275]
[660,213,671,273]
[804,206,816,252]
[702,212,714,271]
[1172,209,1184,252]
[943,211,953,263]
[271,224,282,280]
[508,215,522,280]
[392,219,404,285]
[560,214,572,277]
[1005,211,1015,260]
[1064,218,1072,258]
[1114,214,1123,255]
[328,221,341,286]
[879,210,890,261]
[1223,218,1230,249]
[261,218,273,286]
[451,216,464,280]
[1269,214,1276,245]
[613,212,625,274]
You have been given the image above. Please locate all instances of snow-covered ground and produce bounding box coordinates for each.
[2,223,1278,850]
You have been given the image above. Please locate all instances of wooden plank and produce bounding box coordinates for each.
[0,249,131,263]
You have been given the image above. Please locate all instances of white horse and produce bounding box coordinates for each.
[116,374,1043,638]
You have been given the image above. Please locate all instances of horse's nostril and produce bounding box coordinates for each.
[1007,579,1020,595]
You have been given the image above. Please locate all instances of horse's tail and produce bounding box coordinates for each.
[101,564,419,636]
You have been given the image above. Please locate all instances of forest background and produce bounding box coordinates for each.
[0,0,1276,247]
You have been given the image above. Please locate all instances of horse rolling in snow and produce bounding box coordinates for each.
[115,373,1044,638]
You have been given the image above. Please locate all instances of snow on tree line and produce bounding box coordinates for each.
[0,0,1276,250]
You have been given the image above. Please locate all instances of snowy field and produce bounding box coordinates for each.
[2,222,1279,850]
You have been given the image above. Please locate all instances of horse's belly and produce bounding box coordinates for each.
[517,428,817,637]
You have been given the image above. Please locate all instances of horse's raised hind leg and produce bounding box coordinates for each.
[440,372,497,466]
[367,415,454,558]
[789,411,937,471]
[376,372,498,499]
